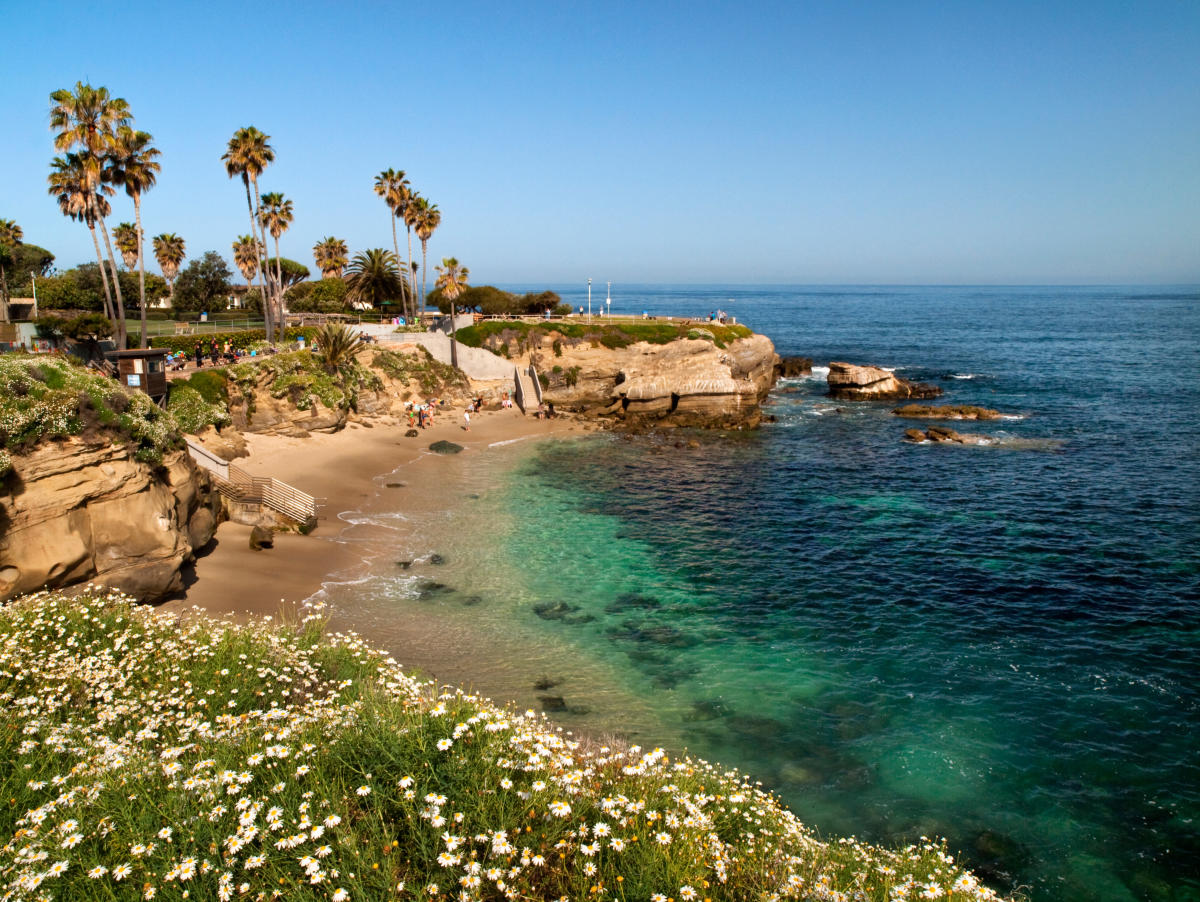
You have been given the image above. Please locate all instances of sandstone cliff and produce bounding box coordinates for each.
[514,331,779,428]
[827,362,942,401]
[0,440,221,603]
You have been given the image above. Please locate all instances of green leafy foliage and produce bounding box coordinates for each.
[455,320,754,353]
[147,326,318,354]
[172,251,233,313]
[3,243,55,292]
[288,277,348,313]
[371,347,470,394]
[165,382,230,433]
[427,285,571,317]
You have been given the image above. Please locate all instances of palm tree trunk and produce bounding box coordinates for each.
[420,240,428,318]
[252,178,280,342]
[1,265,9,323]
[87,223,115,322]
[244,178,273,342]
[406,225,415,322]
[98,217,127,349]
[390,214,406,321]
[134,193,148,348]
[273,234,284,327]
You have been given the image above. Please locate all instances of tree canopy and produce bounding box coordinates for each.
[427,285,567,317]
[172,251,232,313]
[264,257,310,291]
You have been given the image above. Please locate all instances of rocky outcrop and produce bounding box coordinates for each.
[893,404,1002,420]
[524,332,779,428]
[827,362,942,401]
[775,356,814,378]
[0,440,222,602]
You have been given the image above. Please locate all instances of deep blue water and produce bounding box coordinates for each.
[493,284,1200,901]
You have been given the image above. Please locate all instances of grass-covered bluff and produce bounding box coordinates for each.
[0,590,1003,902]
[0,343,468,476]
[455,321,754,357]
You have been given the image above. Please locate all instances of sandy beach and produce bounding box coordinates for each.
[161,404,587,621]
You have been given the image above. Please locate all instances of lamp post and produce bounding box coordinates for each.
[587,278,592,321]
[606,281,611,319]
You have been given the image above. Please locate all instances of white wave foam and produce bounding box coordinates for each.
[489,436,530,448]
[811,365,830,376]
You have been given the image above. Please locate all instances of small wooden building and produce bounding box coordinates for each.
[105,348,169,404]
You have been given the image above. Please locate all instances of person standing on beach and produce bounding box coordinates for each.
[463,409,470,431]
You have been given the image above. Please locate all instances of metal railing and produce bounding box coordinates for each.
[185,439,317,525]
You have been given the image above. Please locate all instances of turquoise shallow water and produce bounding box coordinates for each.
[323,286,1200,901]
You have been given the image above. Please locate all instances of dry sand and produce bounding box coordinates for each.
[160,405,588,621]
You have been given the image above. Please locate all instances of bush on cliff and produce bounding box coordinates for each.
[0,353,178,475]
[0,589,1002,902]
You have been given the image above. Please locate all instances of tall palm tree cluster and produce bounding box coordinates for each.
[44,83,458,350]
[370,168,441,320]
[46,82,162,349]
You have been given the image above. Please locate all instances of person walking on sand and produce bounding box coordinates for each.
[463,409,471,431]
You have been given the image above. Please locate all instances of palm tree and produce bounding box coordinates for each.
[435,256,468,368]
[114,222,139,268]
[108,127,160,347]
[222,127,276,340]
[258,192,294,320]
[373,169,412,318]
[48,153,117,323]
[0,219,21,314]
[232,235,261,284]
[49,82,131,347]
[312,237,348,279]
[153,233,186,301]
[344,249,404,310]
[412,197,441,317]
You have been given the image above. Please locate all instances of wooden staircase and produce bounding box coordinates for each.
[185,439,318,529]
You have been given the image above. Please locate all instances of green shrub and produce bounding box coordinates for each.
[166,382,231,433]
[148,326,318,355]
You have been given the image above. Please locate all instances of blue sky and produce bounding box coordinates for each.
[3,0,1198,285]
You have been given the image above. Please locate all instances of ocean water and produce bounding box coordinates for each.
[320,286,1200,901]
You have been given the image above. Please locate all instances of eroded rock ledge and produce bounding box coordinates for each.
[827,362,942,401]
[0,440,221,603]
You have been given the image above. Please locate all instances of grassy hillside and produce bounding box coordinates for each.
[0,590,1003,901]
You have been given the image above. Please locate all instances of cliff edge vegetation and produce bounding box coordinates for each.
[0,589,1005,902]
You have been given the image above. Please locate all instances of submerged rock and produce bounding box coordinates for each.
[533,676,562,691]
[893,404,1003,420]
[904,426,995,445]
[827,362,942,401]
[429,440,463,454]
[538,695,568,712]
[428,553,446,565]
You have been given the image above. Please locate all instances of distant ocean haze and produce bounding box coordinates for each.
[318,285,1200,902]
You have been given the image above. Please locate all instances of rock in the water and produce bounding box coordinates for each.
[827,362,942,401]
[893,404,1003,420]
[429,440,463,454]
[534,676,562,690]
[905,426,995,445]
[538,695,568,712]
[396,560,412,569]
[429,553,446,565]
[533,601,575,620]
[775,356,814,378]
[249,525,274,550]
[385,481,406,488]
[405,429,419,437]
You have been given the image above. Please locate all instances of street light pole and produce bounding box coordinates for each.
[606,281,611,319]
[587,278,592,321]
